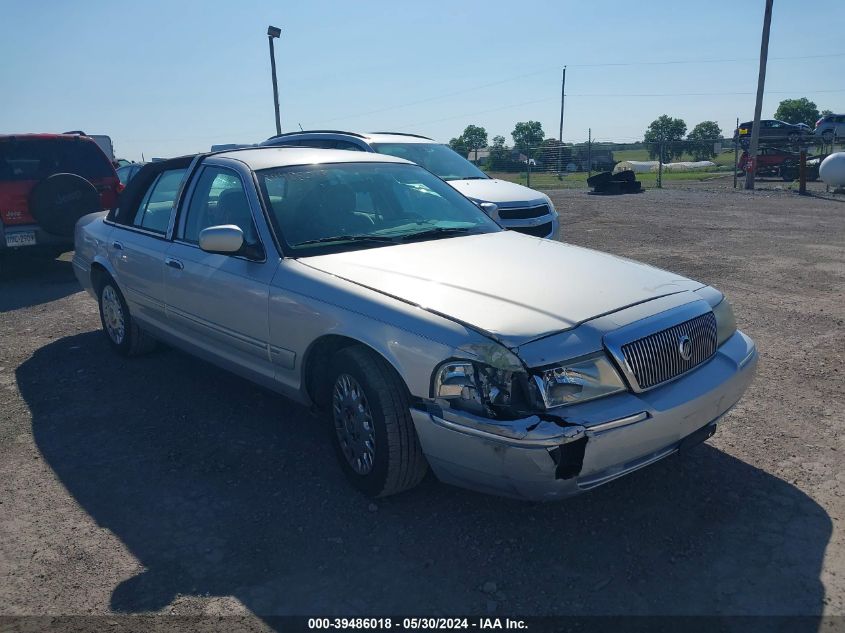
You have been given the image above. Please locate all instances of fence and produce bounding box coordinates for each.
[471,133,843,191]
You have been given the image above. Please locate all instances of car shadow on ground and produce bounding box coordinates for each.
[18,332,831,627]
[0,251,79,312]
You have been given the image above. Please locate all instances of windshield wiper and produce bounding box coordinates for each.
[444,176,488,181]
[395,227,473,242]
[294,235,398,246]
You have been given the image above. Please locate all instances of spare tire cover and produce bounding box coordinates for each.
[29,173,101,237]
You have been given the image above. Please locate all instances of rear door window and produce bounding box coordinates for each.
[133,168,187,234]
[0,138,114,182]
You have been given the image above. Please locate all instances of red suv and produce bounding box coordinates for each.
[1,134,121,267]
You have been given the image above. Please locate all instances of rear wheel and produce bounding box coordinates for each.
[97,277,155,356]
[326,346,427,497]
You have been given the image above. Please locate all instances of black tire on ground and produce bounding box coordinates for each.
[586,171,614,187]
[28,174,101,237]
[822,131,834,143]
[96,277,156,357]
[327,346,428,497]
[614,169,636,183]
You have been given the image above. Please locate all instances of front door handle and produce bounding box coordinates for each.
[165,257,184,270]
[112,241,124,251]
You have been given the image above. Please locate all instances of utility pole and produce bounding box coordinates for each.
[558,66,566,174]
[733,116,739,189]
[745,0,773,190]
[267,25,282,136]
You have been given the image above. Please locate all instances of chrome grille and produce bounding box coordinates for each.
[497,204,550,220]
[621,312,717,390]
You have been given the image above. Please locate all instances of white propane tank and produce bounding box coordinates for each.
[819,152,845,187]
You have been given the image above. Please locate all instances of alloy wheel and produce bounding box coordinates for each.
[332,373,376,475]
[101,285,126,345]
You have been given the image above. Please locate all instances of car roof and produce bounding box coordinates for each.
[263,130,437,146]
[0,133,100,142]
[214,146,413,170]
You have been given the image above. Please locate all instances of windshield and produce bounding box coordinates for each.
[370,143,488,181]
[256,162,500,256]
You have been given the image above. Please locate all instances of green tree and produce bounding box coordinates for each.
[511,121,545,157]
[461,124,488,162]
[644,115,687,161]
[487,135,511,170]
[774,98,820,127]
[821,109,833,117]
[448,136,469,158]
[686,120,723,160]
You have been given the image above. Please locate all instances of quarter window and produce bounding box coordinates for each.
[182,166,258,244]
[132,168,186,234]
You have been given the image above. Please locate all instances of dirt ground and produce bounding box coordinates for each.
[1,186,844,629]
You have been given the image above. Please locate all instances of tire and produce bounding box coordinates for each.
[586,171,614,187]
[780,161,798,182]
[97,277,156,356]
[29,174,101,237]
[822,131,834,143]
[326,346,427,497]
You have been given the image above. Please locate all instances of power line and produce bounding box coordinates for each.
[309,52,845,126]
[566,89,845,97]
[567,52,845,68]
[398,88,845,129]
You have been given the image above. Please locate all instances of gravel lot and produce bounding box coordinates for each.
[1,186,843,627]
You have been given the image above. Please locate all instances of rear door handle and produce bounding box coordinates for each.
[165,257,184,270]
[112,241,124,251]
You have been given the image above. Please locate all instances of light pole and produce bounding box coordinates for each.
[267,25,282,136]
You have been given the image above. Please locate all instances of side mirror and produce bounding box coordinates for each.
[478,202,498,218]
[199,225,244,254]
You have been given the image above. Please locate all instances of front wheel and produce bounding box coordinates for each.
[97,277,155,356]
[327,346,428,497]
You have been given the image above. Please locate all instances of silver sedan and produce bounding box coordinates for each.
[73,147,757,500]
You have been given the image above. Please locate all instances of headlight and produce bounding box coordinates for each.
[433,360,527,417]
[533,353,626,408]
[713,298,737,346]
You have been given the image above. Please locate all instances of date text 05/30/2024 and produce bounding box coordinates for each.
[307,618,528,630]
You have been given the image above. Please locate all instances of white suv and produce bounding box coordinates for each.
[260,131,559,239]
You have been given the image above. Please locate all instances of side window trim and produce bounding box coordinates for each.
[175,164,266,261]
[133,173,161,228]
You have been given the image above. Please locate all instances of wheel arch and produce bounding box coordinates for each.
[89,256,118,295]
[301,334,413,411]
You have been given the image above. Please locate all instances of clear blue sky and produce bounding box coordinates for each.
[2,0,843,161]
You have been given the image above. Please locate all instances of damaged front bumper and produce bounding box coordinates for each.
[410,330,758,501]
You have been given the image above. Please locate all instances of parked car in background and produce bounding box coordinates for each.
[63,131,115,163]
[1,134,121,268]
[814,114,845,142]
[261,131,559,239]
[73,146,756,500]
[734,119,807,144]
[738,147,819,182]
[116,162,146,185]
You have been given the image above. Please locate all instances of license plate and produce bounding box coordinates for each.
[739,129,749,135]
[5,231,37,248]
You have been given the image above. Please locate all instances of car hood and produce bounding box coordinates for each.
[301,231,703,348]
[446,178,547,206]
